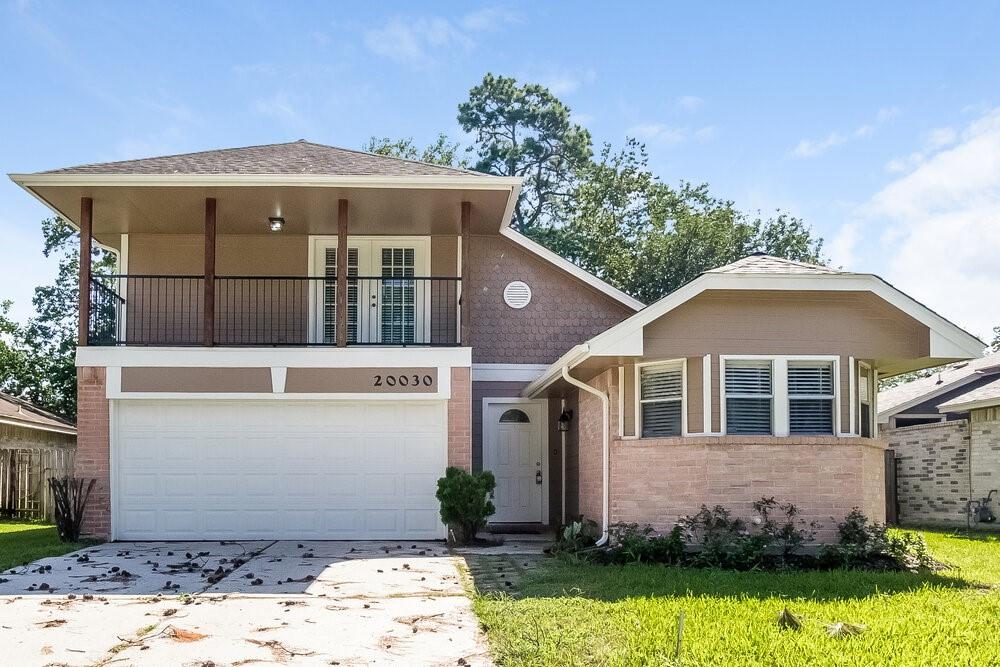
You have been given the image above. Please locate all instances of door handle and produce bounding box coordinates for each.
[535,469,543,485]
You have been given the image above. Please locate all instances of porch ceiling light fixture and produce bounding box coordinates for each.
[268,216,285,232]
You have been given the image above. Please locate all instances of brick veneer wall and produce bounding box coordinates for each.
[447,366,472,471]
[887,420,971,527]
[970,411,1000,504]
[75,367,111,539]
[610,436,885,541]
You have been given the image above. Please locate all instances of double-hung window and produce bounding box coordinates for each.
[639,362,684,437]
[787,361,836,435]
[724,361,773,435]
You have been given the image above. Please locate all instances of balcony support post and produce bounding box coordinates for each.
[460,201,471,346]
[78,197,93,347]
[203,197,216,346]
[336,198,349,347]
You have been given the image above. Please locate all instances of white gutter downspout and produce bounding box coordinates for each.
[561,364,611,546]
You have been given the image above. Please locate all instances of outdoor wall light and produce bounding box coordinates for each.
[557,409,574,432]
[268,216,285,232]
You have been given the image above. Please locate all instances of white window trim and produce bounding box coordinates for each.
[857,360,873,437]
[720,355,841,437]
[635,358,687,438]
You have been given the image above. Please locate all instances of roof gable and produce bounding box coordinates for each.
[39,140,484,177]
[0,393,75,433]
[709,254,841,275]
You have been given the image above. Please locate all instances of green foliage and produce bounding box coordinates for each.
[536,140,825,303]
[820,508,933,570]
[552,518,601,558]
[0,218,115,419]
[991,325,999,352]
[363,133,466,168]
[435,466,496,544]
[458,73,593,233]
[605,523,685,565]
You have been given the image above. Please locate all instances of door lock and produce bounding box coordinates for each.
[535,470,543,485]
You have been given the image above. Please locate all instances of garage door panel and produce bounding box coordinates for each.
[115,400,446,540]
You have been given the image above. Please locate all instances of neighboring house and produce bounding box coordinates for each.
[877,351,1000,429]
[884,377,1000,529]
[0,393,76,519]
[9,140,985,542]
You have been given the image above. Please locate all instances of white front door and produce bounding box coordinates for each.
[311,237,430,344]
[484,401,546,523]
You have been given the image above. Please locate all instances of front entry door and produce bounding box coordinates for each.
[485,401,545,523]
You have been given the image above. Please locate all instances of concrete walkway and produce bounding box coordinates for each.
[0,540,492,666]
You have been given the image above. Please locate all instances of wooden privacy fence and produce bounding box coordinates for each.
[0,447,75,521]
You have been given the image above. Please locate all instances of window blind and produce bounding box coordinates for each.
[788,361,835,435]
[640,363,683,437]
[725,361,773,435]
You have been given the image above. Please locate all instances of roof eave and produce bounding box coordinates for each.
[8,172,524,190]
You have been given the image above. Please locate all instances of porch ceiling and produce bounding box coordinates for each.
[20,183,512,248]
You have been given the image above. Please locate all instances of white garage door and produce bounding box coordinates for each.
[113,400,447,540]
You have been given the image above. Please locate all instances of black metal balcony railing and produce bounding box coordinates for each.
[89,275,461,346]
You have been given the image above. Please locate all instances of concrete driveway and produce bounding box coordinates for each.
[0,540,491,666]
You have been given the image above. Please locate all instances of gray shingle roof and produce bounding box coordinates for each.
[708,254,841,275]
[0,393,75,431]
[41,140,484,177]
[938,375,1000,411]
[878,351,1000,414]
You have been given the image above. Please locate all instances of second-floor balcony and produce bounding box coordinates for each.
[89,274,462,347]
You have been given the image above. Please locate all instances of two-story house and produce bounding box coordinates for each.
[10,140,984,542]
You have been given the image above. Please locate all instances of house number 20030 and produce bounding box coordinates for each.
[373,374,434,388]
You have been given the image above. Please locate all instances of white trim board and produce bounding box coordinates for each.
[77,346,472,368]
[472,364,550,382]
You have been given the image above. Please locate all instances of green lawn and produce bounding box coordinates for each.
[473,528,1000,666]
[0,520,97,572]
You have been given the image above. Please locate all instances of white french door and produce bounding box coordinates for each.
[311,237,430,344]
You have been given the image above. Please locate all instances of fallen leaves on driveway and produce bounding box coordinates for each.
[168,626,208,642]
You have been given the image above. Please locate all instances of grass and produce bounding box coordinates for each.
[472,527,1000,666]
[0,520,98,572]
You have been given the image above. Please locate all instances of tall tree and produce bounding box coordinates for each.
[0,218,114,420]
[363,133,466,168]
[458,73,592,233]
[991,325,1000,352]
[537,140,825,303]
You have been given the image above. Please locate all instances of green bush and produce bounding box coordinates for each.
[435,467,496,545]
[820,508,933,570]
[607,523,685,565]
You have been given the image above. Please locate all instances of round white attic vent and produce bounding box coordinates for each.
[503,281,532,309]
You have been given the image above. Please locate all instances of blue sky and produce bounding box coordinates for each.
[2,1,999,339]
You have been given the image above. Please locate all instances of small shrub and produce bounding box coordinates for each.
[820,508,933,570]
[753,497,817,564]
[679,505,768,569]
[435,467,496,545]
[552,518,600,556]
[605,523,685,564]
[48,477,96,542]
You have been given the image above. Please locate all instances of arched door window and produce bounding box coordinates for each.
[498,408,531,423]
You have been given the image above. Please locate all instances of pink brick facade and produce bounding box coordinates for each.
[75,367,111,539]
[447,366,472,471]
[570,368,887,541]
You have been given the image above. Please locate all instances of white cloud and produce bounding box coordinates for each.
[864,108,1000,339]
[876,106,901,123]
[363,8,517,67]
[253,92,301,124]
[884,127,960,174]
[535,67,596,95]
[628,123,716,145]
[828,222,860,269]
[677,95,704,112]
[792,131,846,158]
[925,126,957,149]
[791,106,899,159]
